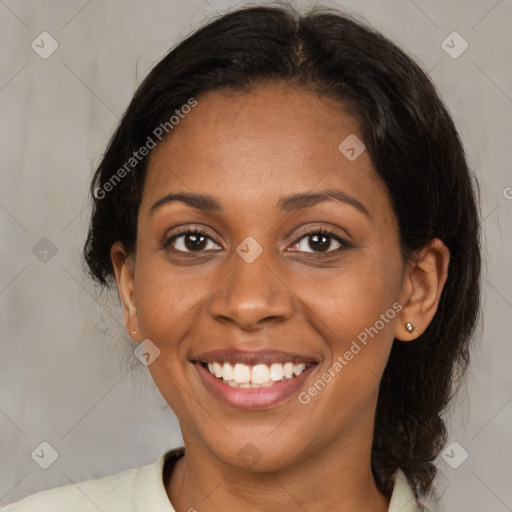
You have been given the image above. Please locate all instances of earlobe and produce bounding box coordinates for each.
[110,241,140,341]
[395,238,450,341]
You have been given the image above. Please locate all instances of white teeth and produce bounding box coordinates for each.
[227,380,272,388]
[212,361,224,378]
[233,363,251,384]
[270,363,284,381]
[205,361,313,387]
[293,363,306,377]
[252,364,271,384]
[222,362,234,381]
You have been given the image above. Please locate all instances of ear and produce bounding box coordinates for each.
[110,241,140,342]
[395,238,450,341]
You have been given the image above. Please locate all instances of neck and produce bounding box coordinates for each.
[166,433,390,512]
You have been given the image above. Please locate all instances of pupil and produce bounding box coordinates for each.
[185,234,207,251]
[309,234,329,252]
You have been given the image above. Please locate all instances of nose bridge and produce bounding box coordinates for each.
[208,239,294,329]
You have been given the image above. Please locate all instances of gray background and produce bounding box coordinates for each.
[0,0,511,510]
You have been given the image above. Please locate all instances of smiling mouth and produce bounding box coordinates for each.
[198,360,317,388]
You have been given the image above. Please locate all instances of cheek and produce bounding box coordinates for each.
[132,257,199,415]
[293,250,402,411]
[133,252,212,339]
[293,255,402,344]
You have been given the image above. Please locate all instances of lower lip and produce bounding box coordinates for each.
[194,362,317,410]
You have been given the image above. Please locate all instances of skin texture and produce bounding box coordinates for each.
[111,82,449,512]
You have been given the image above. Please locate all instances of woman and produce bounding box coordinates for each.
[3,3,480,511]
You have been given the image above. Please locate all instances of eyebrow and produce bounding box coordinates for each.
[148,188,370,218]
[277,189,370,218]
[149,192,222,215]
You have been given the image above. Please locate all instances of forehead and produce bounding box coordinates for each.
[142,83,391,219]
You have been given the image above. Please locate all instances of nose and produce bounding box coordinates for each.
[207,247,295,331]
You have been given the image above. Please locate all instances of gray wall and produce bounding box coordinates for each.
[1,1,511,510]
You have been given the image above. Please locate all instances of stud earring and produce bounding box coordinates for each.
[405,322,415,333]
[131,324,137,334]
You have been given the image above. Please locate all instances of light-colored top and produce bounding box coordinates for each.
[2,447,430,511]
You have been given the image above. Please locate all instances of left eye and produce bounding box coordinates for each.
[290,231,344,253]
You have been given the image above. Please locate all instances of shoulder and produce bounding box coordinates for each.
[388,469,432,512]
[1,447,184,512]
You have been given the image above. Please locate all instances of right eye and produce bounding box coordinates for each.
[163,228,222,253]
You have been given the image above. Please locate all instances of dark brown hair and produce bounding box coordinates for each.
[82,2,481,498]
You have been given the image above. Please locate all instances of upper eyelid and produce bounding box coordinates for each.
[167,225,219,241]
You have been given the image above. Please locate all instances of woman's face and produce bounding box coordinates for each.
[118,82,410,471]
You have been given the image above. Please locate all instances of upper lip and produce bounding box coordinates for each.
[192,348,319,366]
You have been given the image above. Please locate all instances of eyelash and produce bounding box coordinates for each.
[162,226,352,255]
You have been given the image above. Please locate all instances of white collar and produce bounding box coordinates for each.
[388,469,430,512]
